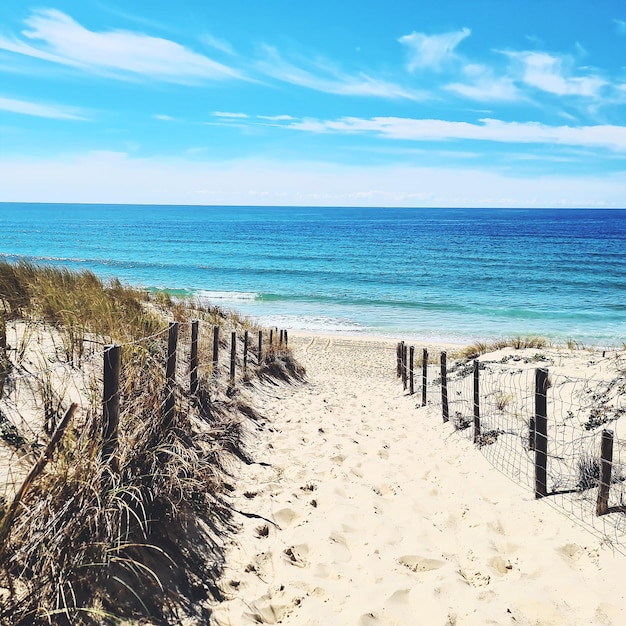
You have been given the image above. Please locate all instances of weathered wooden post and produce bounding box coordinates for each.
[441,351,449,423]
[243,329,249,371]
[284,330,288,347]
[534,368,549,498]
[409,346,415,395]
[230,331,236,382]
[397,342,403,378]
[473,360,480,444]
[402,343,408,390]
[422,348,428,407]
[279,329,284,347]
[163,322,179,430]
[190,319,199,395]
[596,429,614,516]
[269,329,274,353]
[103,344,121,467]
[258,329,263,363]
[212,325,219,374]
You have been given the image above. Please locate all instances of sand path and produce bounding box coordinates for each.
[211,336,626,625]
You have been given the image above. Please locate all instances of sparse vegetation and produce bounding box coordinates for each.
[459,336,548,362]
[494,391,513,412]
[576,455,601,491]
[0,261,304,625]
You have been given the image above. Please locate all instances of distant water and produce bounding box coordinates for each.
[1,203,625,346]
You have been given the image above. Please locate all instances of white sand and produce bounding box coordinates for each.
[211,335,626,626]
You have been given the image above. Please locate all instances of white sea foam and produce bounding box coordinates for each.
[195,290,258,302]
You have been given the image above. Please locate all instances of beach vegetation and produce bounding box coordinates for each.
[459,336,548,361]
[494,392,513,412]
[576,455,601,491]
[0,260,303,624]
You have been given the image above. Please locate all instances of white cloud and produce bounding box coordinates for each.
[399,28,470,72]
[507,51,606,97]
[0,95,87,120]
[615,19,626,35]
[1,151,624,208]
[201,33,234,55]
[286,115,626,151]
[213,111,249,118]
[0,9,242,83]
[447,64,520,101]
[153,114,176,121]
[257,114,296,121]
[256,45,427,100]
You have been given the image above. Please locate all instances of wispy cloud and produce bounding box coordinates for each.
[399,28,470,72]
[0,95,87,120]
[213,111,249,118]
[506,51,606,97]
[447,64,520,101]
[258,114,296,121]
[201,33,235,55]
[0,9,242,83]
[286,115,626,151]
[615,19,626,35]
[256,45,427,100]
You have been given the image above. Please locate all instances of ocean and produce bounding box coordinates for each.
[0,203,624,346]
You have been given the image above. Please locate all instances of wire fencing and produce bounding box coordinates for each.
[397,342,626,552]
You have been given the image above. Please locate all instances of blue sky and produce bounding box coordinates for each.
[1,0,626,207]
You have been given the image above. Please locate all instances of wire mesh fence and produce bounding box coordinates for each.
[397,342,626,552]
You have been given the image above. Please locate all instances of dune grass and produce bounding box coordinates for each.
[458,336,548,361]
[0,260,302,625]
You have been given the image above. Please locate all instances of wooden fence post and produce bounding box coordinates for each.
[397,342,403,378]
[596,429,614,516]
[534,368,549,498]
[409,346,415,395]
[441,351,449,423]
[284,330,288,347]
[163,322,178,430]
[230,331,236,382]
[269,329,274,353]
[212,325,219,374]
[258,329,263,363]
[243,329,249,371]
[473,360,480,444]
[422,348,428,407]
[190,319,199,395]
[280,329,284,347]
[103,344,121,467]
[402,343,408,391]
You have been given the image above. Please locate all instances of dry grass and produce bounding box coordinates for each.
[459,336,548,361]
[0,261,303,624]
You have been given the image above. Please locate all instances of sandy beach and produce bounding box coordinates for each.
[211,334,626,626]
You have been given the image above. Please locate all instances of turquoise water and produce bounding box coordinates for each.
[1,203,624,346]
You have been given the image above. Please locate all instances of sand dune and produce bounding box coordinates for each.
[211,335,626,626]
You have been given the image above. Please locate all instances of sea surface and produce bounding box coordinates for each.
[0,203,624,346]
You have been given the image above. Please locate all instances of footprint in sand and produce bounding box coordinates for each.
[398,554,446,573]
[558,542,600,569]
[459,568,491,587]
[273,508,299,527]
[487,555,514,575]
[329,532,352,563]
[283,545,309,568]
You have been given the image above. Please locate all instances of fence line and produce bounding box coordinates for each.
[0,319,291,514]
[396,341,626,552]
